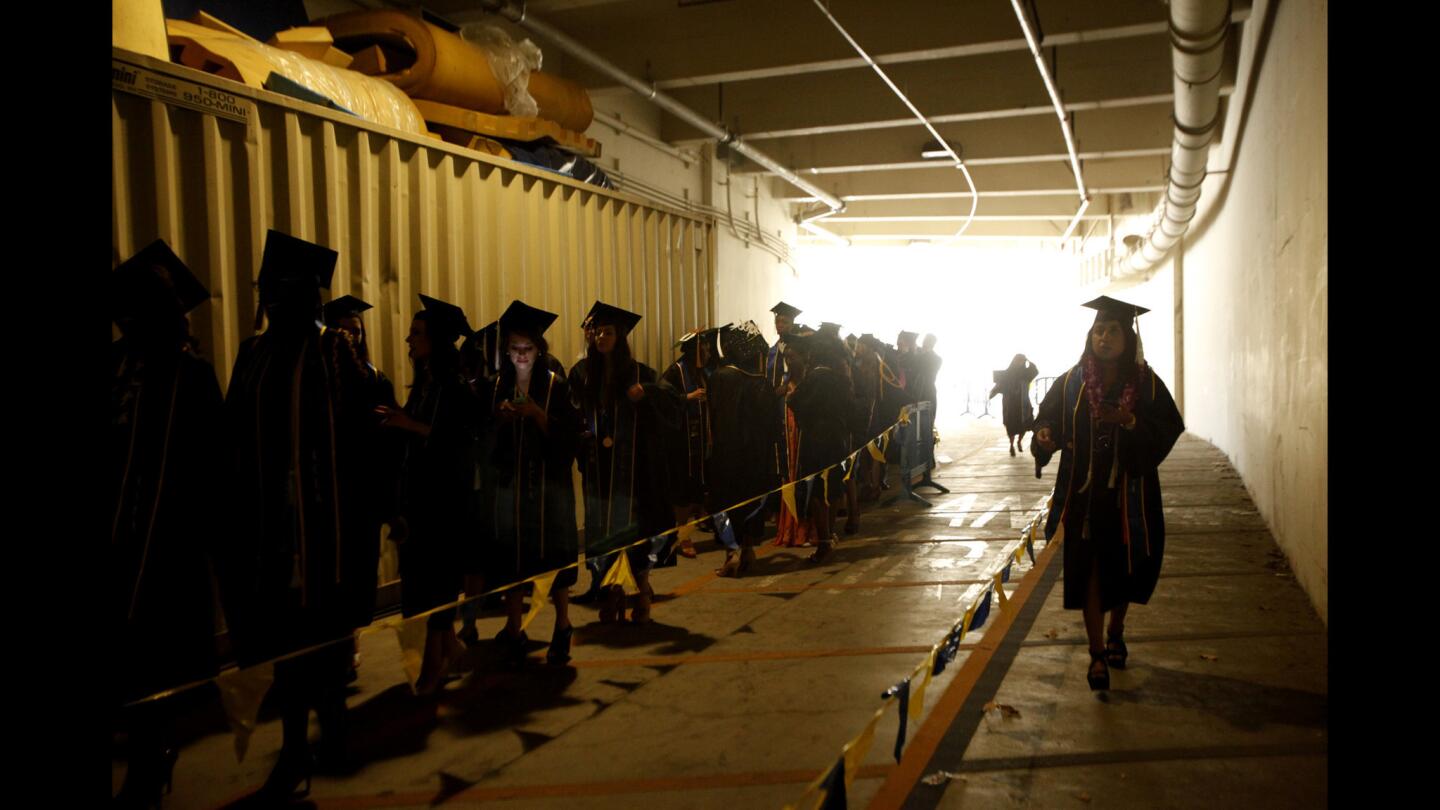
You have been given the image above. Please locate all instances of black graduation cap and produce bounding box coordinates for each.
[1082,295,1150,321]
[585,301,642,335]
[674,329,701,349]
[418,293,474,340]
[1082,295,1149,363]
[898,330,919,342]
[112,238,209,321]
[818,321,842,336]
[770,301,802,318]
[322,294,372,325]
[499,299,559,337]
[257,230,337,303]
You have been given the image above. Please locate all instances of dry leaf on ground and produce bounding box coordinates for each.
[922,770,966,786]
[1200,653,1219,662]
[1077,792,1092,802]
[1044,629,1059,639]
[983,701,1022,719]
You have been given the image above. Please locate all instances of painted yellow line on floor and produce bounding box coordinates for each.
[865,535,1063,810]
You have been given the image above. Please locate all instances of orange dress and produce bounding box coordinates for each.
[773,407,818,547]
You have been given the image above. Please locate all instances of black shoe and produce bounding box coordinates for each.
[1087,650,1110,691]
[1105,631,1128,669]
[457,625,480,646]
[547,625,574,665]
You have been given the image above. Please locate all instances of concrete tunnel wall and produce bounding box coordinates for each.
[1130,0,1327,623]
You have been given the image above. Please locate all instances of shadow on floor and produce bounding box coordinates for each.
[1104,663,1328,732]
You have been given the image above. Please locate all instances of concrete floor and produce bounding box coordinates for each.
[114,417,1327,809]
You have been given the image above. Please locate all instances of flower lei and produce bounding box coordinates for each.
[1082,354,1146,419]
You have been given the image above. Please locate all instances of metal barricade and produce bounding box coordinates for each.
[882,401,951,508]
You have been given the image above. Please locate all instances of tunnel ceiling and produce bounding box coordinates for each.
[424,0,1250,248]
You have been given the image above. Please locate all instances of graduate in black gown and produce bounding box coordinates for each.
[1033,296,1184,691]
[567,317,604,603]
[322,295,402,676]
[662,328,713,558]
[484,300,581,665]
[222,231,386,799]
[707,322,781,576]
[819,322,864,536]
[990,354,1039,456]
[574,301,683,624]
[765,302,800,496]
[913,334,943,416]
[110,240,222,807]
[376,294,482,694]
[458,320,500,645]
[784,332,854,563]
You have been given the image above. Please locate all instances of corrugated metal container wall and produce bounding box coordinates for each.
[112,50,716,391]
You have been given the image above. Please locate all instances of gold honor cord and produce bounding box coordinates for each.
[122,409,918,710]
[784,499,1057,810]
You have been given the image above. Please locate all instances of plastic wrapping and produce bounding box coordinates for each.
[166,19,428,136]
[321,9,593,132]
[460,24,542,119]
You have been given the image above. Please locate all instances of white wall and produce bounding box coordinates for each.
[1121,0,1327,622]
[585,88,801,342]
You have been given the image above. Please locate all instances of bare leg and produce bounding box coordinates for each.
[553,588,572,631]
[1017,431,1026,452]
[674,506,698,557]
[631,568,654,623]
[503,588,525,636]
[844,474,861,534]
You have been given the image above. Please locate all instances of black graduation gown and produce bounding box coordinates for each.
[486,369,581,590]
[991,363,1038,436]
[221,328,382,665]
[764,339,789,481]
[788,365,852,507]
[873,350,916,457]
[706,363,781,513]
[1035,364,1184,611]
[111,342,222,704]
[578,361,684,572]
[336,359,400,628]
[661,359,710,507]
[912,350,943,415]
[396,368,481,618]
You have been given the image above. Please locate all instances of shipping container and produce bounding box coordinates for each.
[112,47,718,392]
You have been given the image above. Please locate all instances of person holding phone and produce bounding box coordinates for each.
[1033,296,1184,692]
[484,300,581,665]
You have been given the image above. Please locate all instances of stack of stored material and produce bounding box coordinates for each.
[318,9,601,160]
[165,13,428,137]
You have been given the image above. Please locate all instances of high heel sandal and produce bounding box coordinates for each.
[116,746,179,809]
[807,536,837,564]
[494,628,529,664]
[258,747,312,802]
[739,546,756,574]
[1087,650,1110,691]
[717,552,741,578]
[630,586,654,624]
[599,586,624,624]
[547,624,574,665]
[1106,630,1128,670]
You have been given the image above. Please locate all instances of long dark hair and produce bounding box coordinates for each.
[410,310,462,389]
[581,329,635,412]
[498,327,550,392]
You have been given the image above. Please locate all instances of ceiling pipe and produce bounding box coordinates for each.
[808,0,979,240]
[1119,0,1231,277]
[466,0,845,213]
[1008,0,1089,207]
